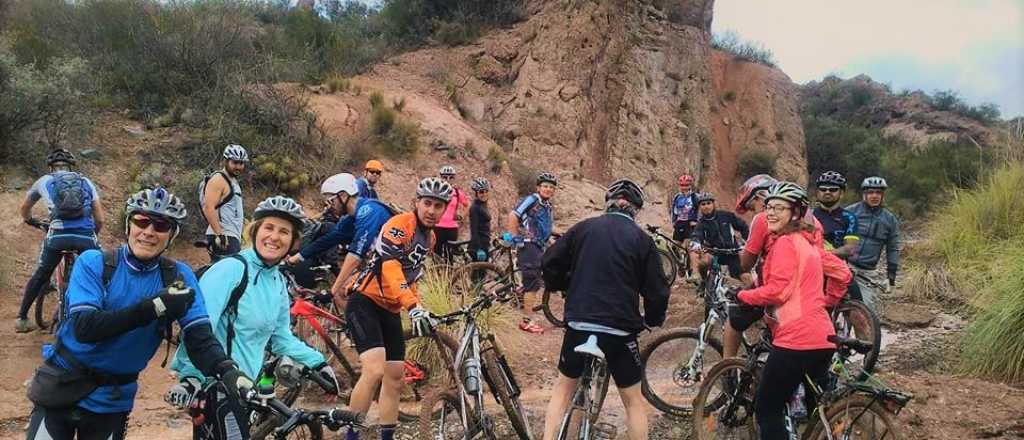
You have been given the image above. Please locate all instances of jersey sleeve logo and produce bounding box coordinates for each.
[388,227,407,240]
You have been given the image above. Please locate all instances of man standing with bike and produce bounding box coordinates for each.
[505,171,558,334]
[670,174,700,280]
[357,160,383,200]
[813,171,865,302]
[24,187,251,440]
[17,148,104,333]
[341,177,450,440]
[846,177,901,309]
[200,144,248,262]
[540,179,670,440]
[688,192,750,284]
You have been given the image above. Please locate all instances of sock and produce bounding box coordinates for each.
[346,427,359,440]
[380,424,396,440]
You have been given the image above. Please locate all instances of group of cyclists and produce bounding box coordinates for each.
[15,143,901,440]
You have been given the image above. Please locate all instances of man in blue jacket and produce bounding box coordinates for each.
[25,188,250,440]
[846,176,901,309]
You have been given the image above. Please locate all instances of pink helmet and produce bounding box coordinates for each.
[678,174,695,186]
[735,174,777,214]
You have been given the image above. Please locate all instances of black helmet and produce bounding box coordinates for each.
[815,171,847,189]
[605,179,645,209]
[47,149,76,166]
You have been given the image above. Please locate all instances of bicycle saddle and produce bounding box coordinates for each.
[574,335,605,360]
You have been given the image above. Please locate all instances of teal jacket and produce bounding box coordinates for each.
[171,249,325,380]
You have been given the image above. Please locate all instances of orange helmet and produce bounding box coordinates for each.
[365,160,384,172]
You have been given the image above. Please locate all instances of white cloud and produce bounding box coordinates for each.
[713,0,1024,116]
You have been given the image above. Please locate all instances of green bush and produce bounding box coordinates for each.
[432,19,480,46]
[370,105,396,135]
[509,159,538,196]
[486,145,506,173]
[711,31,776,67]
[927,90,1001,125]
[736,147,777,180]
[367,104,418,158]
[881,139,992,215]
[369,91,385,109]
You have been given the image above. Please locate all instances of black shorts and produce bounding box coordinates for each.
[345,293,406,361]
[717,254,743,279]
[558,328,642,388]
[729,304,765,332]
[672,223,694,242]
[517,242,544,292]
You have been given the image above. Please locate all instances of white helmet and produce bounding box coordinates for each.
[223,144,249,162]
[861,176,888,191]
[321,173,359,196]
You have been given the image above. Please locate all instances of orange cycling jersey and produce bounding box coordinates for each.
[349,212,435,313]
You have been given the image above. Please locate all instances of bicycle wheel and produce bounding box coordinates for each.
[640,327,724,417]
[805,395,902,440]
[250,385,322,440]
[658,248,678,286]
[401,328,459,423]
[557,362,610,440]
[417,387,483,440]
[833,300,881,376]
[540,289,567,328]
[293,314,358,387]
[449,262,507,307]
[481,349,533,440]
[35,257,70,331]
[692,358,759,440]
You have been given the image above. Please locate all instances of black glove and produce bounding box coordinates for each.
[723,286,741,303]
[154,284,195,320]
[221,367,255,404]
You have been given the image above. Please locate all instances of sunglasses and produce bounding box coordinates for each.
[367,170,382,175]
[764,204,792,214]
[818,187,841,193]
[130,214,174,233]
[441,175,455,179]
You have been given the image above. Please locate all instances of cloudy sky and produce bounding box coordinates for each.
[713,0,1024,118]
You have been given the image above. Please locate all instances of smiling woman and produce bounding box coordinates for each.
[248,196,307,265]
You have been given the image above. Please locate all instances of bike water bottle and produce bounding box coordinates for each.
[463,357,482,394]
[788,384,808,419]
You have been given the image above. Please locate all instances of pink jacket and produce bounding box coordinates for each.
[738,233,836,351]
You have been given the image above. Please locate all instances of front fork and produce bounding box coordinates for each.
[682,314,719,384]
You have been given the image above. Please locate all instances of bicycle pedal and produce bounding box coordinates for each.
[593,422,617,439]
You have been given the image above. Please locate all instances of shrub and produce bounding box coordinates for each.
[369,91,384,109]
[487,145,506,173]
[432,19,479,46]
[736,147,777,180]
[325,74,351,93]
[370,105,396,135]
[711,31,777,67]
[927,90,1001,125]
[509,159,538,196]
[376,119,419,158]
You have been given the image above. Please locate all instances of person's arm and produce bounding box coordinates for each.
[886,214,901,285]
[331,253,361,297]
[202,174,229,235]
[737,238,797,306]
[171,259,243,379]
[541,225,575,292]
[819,249,852,307]
[20,196,36,223]
[507,196,536,236]
[294,215,354,262]
[734,214,749,240]
[740,213,766,272]
[270,289,326,368]
[65,251,160,343]
[641,242,671,327]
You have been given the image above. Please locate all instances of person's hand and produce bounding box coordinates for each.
[475,249,487,262]
[154,284,195,320]
[409,306,437,338]
[501,232,514,242]
[456,214,464,223]
[165,377,203,408]
[213,234,230,251]
[314,363,340,394]
[723,286,741,303]
[285,254,302,266]
[221,367,254,403]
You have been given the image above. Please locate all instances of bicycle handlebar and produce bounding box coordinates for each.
[432,288,517,325]
[241,386,364,432]
[26,218,49,231]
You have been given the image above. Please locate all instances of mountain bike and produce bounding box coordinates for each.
[250,355,346,440]
[27,219,76,332]
[242,381,365,440]
[417,288,532,440]
[692,332,910,440]
[448,238,523,308]
[638,247,741,417]
[553,334,614,440]
[644,224,694,285]
[280,271,459,422]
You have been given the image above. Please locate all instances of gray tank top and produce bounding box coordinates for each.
[204,173,244,238]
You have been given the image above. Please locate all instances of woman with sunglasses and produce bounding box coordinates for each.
[26,188,248,440]
[728,182,842,440]
[168,196,339,438]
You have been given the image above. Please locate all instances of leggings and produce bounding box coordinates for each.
[754,346,834,440]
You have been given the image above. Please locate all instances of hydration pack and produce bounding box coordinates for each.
[50,172,89,220]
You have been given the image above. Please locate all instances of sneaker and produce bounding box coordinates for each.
[519,317,545,334]
[15,318,37,333]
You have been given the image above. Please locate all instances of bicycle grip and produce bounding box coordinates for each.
[329,408,364,425]
[305,368,337,393]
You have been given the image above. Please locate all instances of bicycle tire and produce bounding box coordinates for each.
[640,327,725,417]
[540,289,567,328]
[658,248,678,286]
[481,349,532,440]
[401,328,460,423]
[417,387,483,440]
[556,361,610,440]
[449,262,507,307]
[36,256,71,331]
[834,300,881,376]
[805,394,902,440]
[293,314,358,389]
[692,358,759,440]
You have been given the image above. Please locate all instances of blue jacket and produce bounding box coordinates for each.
[356,177,378,200]
[845,202,900,277]
[299,198,393,260]
[670,192,698,225]
[513,193,554,245]
[171,249,324,380]
[49,246,209,413]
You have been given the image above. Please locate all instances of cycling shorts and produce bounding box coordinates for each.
[729,304,765,332]
[558,328,642,388]
[718,254,743,279]
[345,293,406,361]
[672,223,694,242]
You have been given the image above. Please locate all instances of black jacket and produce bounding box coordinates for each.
[691,210,748,249]
[542,212,670,333]
[469,199,491,253]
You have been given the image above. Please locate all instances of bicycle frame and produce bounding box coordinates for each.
[557,353,609,440]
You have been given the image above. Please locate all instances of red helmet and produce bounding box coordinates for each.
[678,174,695,186]
[735,174,777,214]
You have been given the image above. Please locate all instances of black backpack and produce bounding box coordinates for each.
[198,171,235,210]
[51,172,89,220]
[194,254,249,357]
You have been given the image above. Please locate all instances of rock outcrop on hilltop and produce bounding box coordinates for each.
[309,0,808,225]
[800,74,999,148]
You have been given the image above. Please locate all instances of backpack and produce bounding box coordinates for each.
[50,172,89,220]
[102,248,181,367]
[195,254,249,357]
[198,171,235,210]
